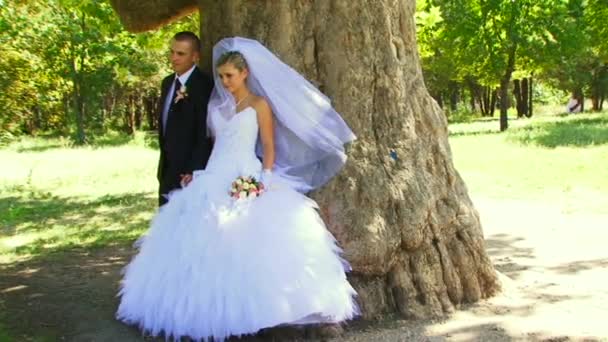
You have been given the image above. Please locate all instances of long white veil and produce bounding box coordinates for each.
[207,37,356,192]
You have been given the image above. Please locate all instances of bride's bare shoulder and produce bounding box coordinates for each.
[251,96,271,114]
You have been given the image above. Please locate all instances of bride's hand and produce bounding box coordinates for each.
[259,169,273,189]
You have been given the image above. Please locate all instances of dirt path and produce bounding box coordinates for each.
[336,196,608,341]
[450,196,608,341]
[1,196,607,341]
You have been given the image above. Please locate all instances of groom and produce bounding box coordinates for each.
[157,31,214,206]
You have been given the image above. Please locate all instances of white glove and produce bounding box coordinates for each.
[192,169,205,180]
[259,169,273,189]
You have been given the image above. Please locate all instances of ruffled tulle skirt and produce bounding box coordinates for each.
[116,169,358,341]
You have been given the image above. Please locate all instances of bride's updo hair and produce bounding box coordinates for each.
[216,51,249,71]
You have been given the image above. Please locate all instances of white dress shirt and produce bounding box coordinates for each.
[162,64,197,132]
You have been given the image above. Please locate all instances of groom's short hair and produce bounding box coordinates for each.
[173,31,201,53]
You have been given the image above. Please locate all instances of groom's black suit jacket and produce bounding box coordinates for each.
[157,67,214,206]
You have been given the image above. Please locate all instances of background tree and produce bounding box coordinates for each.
[0,0,199,142]
[416,0,605,125]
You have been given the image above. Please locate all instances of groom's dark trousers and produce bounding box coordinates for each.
[157,67,214,206]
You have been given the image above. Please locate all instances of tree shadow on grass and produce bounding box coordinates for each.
[510,115,608,148]
[12,131,160,153]
[88,131,158,150]
[14,142,69,153]
[0,191,155,259]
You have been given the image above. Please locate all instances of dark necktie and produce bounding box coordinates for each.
[170,78,182,106]
[163,78,182,132]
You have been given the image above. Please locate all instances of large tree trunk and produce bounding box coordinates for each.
[199,0,499,320]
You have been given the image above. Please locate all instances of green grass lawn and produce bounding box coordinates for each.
[0,132,159,264]
[449,112,608,214]
[1,112,607,266]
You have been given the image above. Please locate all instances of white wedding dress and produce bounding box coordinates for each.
[116,106,359,341]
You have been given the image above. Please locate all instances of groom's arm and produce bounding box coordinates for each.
[185,76,214,174]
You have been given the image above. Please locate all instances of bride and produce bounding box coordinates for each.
[116,37,359,341]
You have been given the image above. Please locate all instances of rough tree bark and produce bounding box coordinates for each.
[198,0,499,319]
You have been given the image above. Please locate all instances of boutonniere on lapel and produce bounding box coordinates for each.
[174,85,188,104]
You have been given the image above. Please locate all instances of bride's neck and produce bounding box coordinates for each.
[232,87,251,103]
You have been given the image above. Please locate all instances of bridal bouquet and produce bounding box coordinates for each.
[230,176,265,200]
